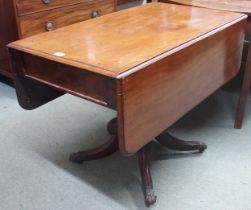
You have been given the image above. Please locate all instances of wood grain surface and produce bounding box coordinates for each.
[160,0,251,15]
[9,3,247,78]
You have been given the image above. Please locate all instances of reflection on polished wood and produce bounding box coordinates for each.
[9,3,246,78]
[8,3,247,206]
[161,0,251,14]
[0,0,116,78]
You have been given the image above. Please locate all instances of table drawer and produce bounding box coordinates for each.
[18,0,115,38]
[16,0,94,15]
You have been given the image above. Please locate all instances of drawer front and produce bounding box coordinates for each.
[18,0,115,38]
[16,0,96,15]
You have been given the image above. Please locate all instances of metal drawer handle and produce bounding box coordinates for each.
[42,0,51,4]
[45,21,55,31]
[91,10,101,18]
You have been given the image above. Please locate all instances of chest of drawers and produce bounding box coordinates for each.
[0,0,116,78]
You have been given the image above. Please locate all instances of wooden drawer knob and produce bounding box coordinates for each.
[45,21,55,31]
[42,0,51,4]
[91,10,101,18]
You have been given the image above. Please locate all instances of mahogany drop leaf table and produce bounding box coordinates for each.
[8,3,246,206]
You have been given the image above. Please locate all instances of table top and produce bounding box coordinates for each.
[8,2,246,78]
[164,0,251,15]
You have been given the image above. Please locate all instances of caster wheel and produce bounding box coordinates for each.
[145,191,157,206]
[198,143,207,153]
[69,153,84,164]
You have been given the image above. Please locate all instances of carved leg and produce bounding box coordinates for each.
[138,145,157,206]
[156,132,207,153]
[69,117,207,206]
[69,136,118,163]
[69,118,118,164]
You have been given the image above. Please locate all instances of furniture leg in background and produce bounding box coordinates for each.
[235,22,251,128]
